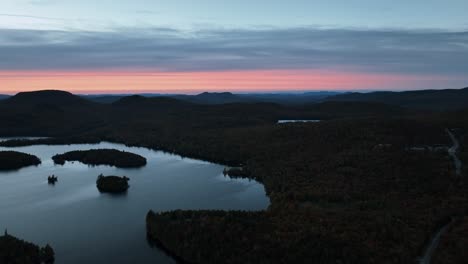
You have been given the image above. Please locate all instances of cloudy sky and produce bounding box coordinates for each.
[1,0,467,93]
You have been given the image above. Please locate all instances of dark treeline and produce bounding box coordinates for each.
[144,119,467,263]
[96,175,130,193]
[52,149,146,168]
[0,232,54,264]
[1,90,467,263]
[0,151,41,171]
[327,87,468,111]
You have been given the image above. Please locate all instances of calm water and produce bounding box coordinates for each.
[277,119,321,124]
[0,141,269,264]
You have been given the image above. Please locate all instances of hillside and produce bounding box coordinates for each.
[0,90,105,137]
[326,87,468,111]
[5,90,91,107]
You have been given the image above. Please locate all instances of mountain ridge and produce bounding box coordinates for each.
[326,87,468,111]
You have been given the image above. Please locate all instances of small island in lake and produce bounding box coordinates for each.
[0,230,54,264]
[0,151,41,171]
[47,175,58,185]
[96,174,130,193]
[52,149,147,168]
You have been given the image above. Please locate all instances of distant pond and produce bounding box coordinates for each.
[0,141,269,264]
[0,136,49,142]
[277,119,321,124]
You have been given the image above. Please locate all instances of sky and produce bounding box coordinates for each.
[0,0,467,94]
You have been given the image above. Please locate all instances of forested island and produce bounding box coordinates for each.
[0,231,54,264]
[1,90,468,263]
[52,149,146,168]
[96,175,130,193]
[0,151,41,171]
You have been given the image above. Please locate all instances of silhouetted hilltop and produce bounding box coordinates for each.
[5,90,92,107]
[0,90,104,137]
[0,95,9,100]
[326,87,468,111]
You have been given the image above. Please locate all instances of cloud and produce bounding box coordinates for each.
[0,13,67,21]
[0,27,467,75]
[28,0,57,5]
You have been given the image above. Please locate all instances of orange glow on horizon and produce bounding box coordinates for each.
[0,69,457,94]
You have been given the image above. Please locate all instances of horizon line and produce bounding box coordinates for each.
[2,86,467,96]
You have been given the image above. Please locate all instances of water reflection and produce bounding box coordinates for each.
[0,140,269,264]
[277,119,321,124]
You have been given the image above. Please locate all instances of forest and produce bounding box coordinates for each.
[0,232,54,264]
[96,174,130,193]
[0,151,41,171]
[0,90,467,263]
[52,149,147,168]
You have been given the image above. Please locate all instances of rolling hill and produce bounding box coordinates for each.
[5,90,92,107]
[326,87,468,111]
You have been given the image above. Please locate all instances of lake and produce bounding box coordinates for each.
[0,141,269,264]
[277,119,321,124]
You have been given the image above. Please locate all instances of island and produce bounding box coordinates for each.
[96,174,130,193]
[52,149,147,168]
[0,151,41,171]
[0,230,54,264]
[47,175,58,185]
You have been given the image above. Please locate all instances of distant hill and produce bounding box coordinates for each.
[83,93,248,105]
[5,90,92,107]
[245,91,341,105]
[0,95,10,100]
[171,92,255,105]
[112,95,190,109]
[326,88,468,111]
[172,91,341,105]
[84,91,341,105]
[0,90,103,136]
[84,95,126,104]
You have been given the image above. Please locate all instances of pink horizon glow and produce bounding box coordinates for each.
[0,69,464,94]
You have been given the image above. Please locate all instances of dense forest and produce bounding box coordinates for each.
[327,87,468,111]
[52,149,147,168]
[0,151,41,171]
[0,232,54,264]
[0,90,467,263]
[96,175,130,193]
[432,217,468,264]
